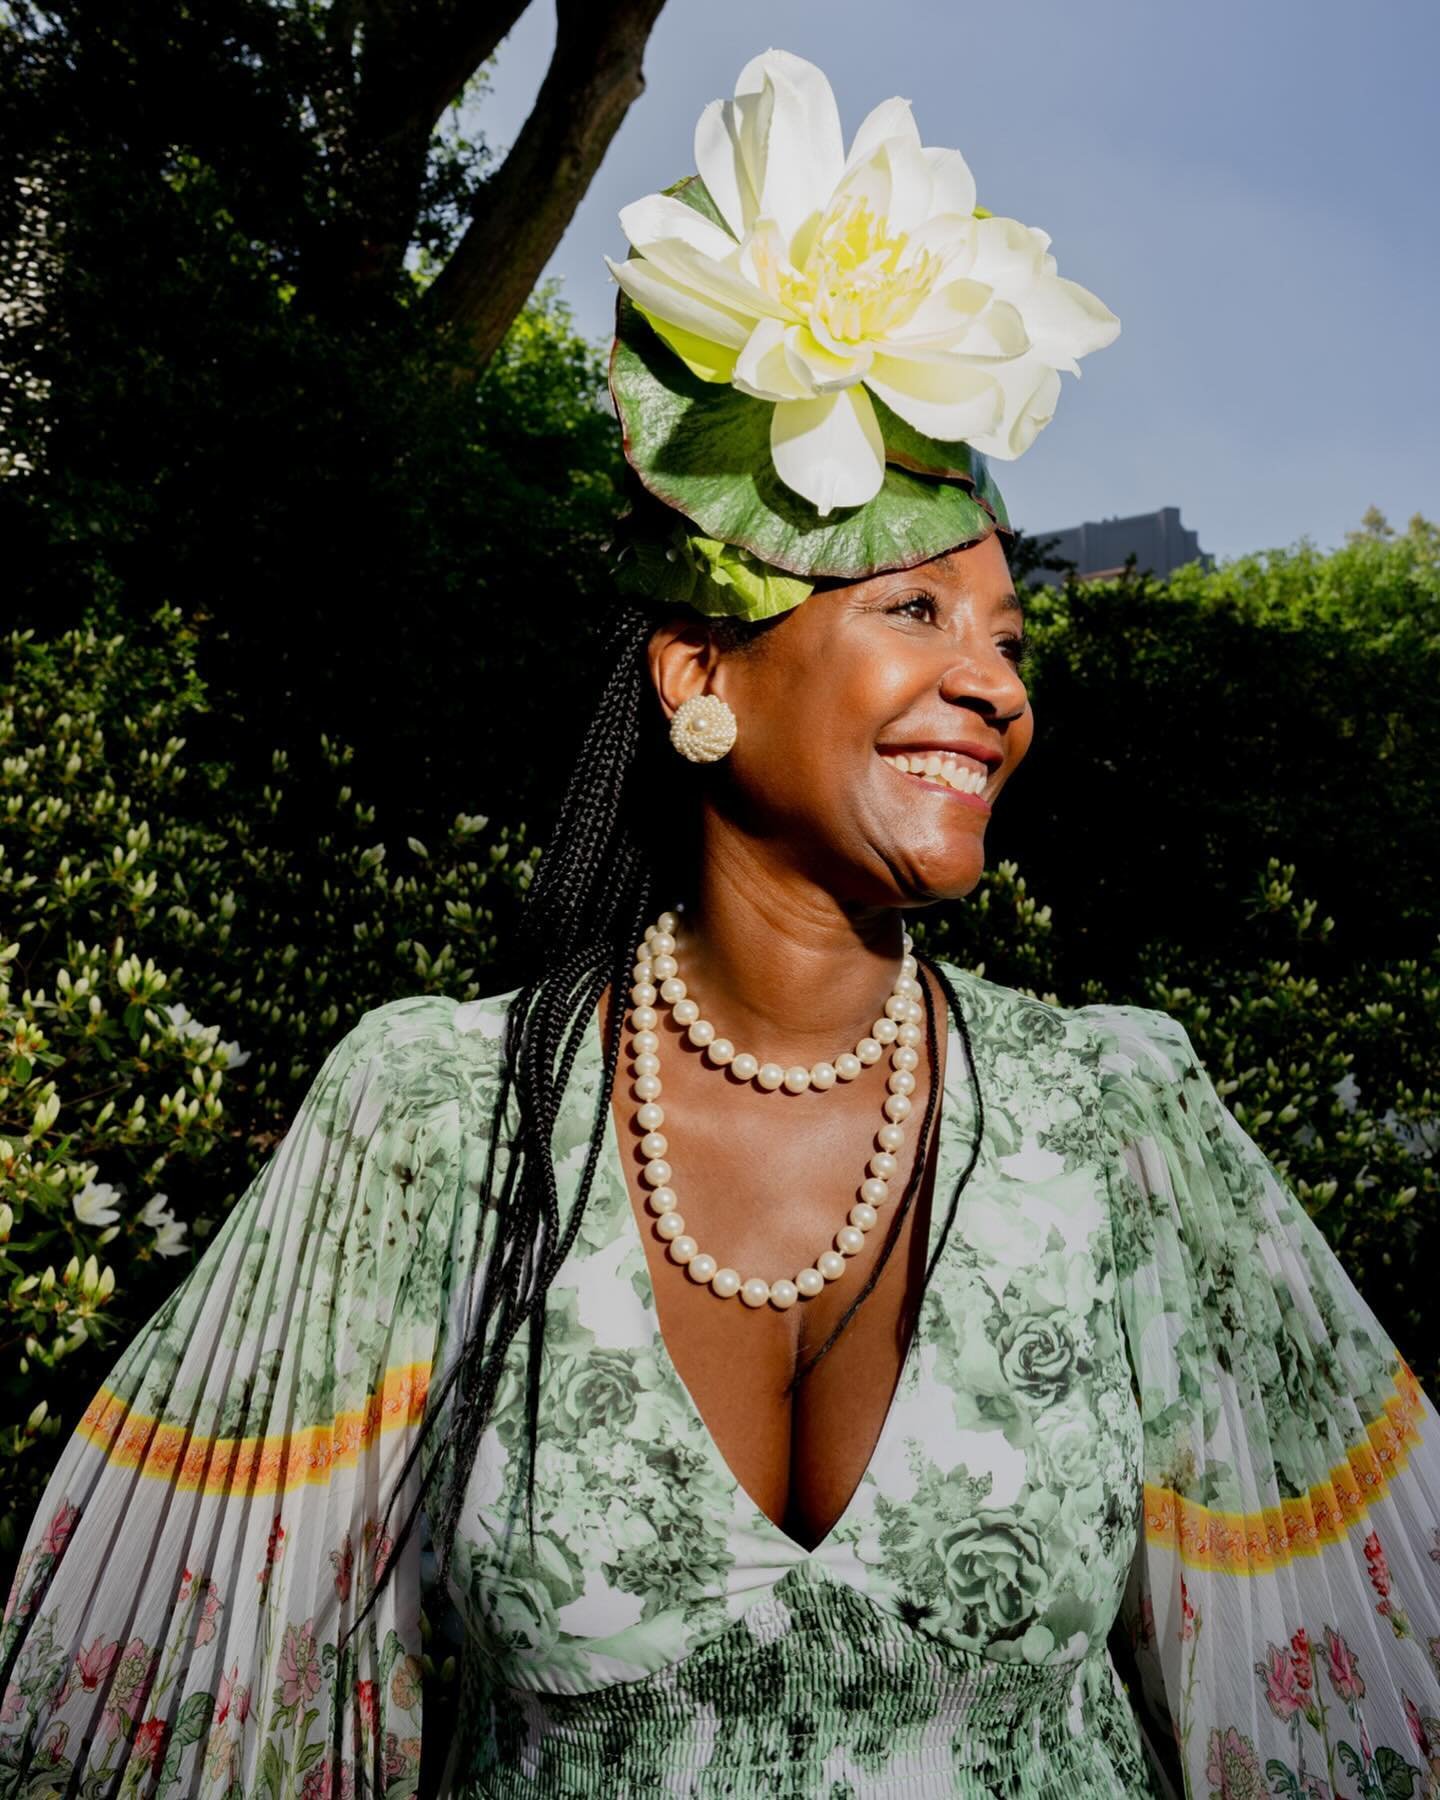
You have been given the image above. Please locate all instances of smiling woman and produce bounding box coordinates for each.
[3,46,1439,1800]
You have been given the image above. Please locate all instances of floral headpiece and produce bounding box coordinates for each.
[606,48,1119,622]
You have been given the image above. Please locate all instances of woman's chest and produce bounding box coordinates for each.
[443,985,1145,1697]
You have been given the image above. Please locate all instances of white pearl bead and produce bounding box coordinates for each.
[650,931,676,956]
[631,983,657,1008]
[688,1019,715,1047]
[741,1277,771,1308]
[634,1053,660,1077]
[655,1211,685,1240]
[892,1045,919,1072]
[670,1235,699,1264]
[633,1031,659,1056]
[643,1158,673,1187]
[809,1062,837,1090]
[835,1053,862,1081]
[900,955,917,978]
[756,1062,784,1091]
[673,998,700,1026]
[657,911,678,933]
[783,1065,810,1093]
[634,1075,662,1101]
[850,1203,878,1231]
[884,1093,913,1123]
[796,1267,824,1297]
[902,931,913,951]
[836,1226,865,1256]
[731,1052,759,1082]
[877,1123,906,1151]
[895,975,918,999]
[647,1186,677,1215]
[660,977,687,1004]
[888,1070,916,1096]
[860,1177,889,1208]
[711,1267,741,1298]
[631,1006,658,1032]
[884,994,910,1021]
[636,1101,664,1130]
[640,1131,668,1161]
[869,1152,898,1180]
[855,1038,883,1065]
[897,1022,922,1047]
[708,1037,735,1065]
[651,954,678,981]
[872,1018,899,1044]
[769,1279,799,1310]
[632,961,654,984]
[905,999,923,1023]
[643,925,657,944]
[818,1251,846,1281]
[688,1253,718,1284]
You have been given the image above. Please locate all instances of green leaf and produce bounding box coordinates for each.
[1376,1744,1421,1800]
[170,1689,214,1748]
[610,294,1006,582]
[12,1056,30,1084]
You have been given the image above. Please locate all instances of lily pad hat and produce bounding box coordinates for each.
[607,48,1120,622]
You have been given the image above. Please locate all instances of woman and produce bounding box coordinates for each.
[3,47,1438,1800]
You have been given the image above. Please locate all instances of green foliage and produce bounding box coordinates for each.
[994,528,1440,997]
[0,600,537,1551]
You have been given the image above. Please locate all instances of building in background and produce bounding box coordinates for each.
[1026,505,1212,586]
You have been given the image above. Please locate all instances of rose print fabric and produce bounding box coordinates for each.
[0,966,1436,1797]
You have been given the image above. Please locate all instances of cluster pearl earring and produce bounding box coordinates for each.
[669,693,737,763]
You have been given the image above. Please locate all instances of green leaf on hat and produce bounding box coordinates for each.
[611,292,1008,582]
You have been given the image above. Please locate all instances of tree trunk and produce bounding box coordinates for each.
[423,0,666,374]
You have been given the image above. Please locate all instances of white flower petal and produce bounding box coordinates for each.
[923,146,977,219]
[784,325,872,393]
[770,388,885,515]
[620,193,740,262]
[833,137,934,240]
[962,357,1063,460]
[887,276,994,349]
[1016,274,1121,370]
[736,50,846,246]
[617,234,781,324]
[971,215,1050,288]
[844,96,920,171]
[694,98,758,240]
[734,318,813,401]
[607,255,754,350]
[865,353,1002,443]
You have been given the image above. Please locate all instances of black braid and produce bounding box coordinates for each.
[337,601,987,1685]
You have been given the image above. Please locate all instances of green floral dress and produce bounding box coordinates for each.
[1,962,1437,1798]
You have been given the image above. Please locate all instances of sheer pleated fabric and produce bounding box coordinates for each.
[1085,1003,1440,1800]
[0,994,485,1798]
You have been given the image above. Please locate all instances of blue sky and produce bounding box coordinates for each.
[476,0,1439,561]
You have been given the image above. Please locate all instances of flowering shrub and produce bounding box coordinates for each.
[0,600,535,1555]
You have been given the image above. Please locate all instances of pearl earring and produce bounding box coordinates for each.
[669,693,737,763]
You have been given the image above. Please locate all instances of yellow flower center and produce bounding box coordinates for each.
[776,197,943,344]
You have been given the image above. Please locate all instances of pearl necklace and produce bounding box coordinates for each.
[627,910,925,1309]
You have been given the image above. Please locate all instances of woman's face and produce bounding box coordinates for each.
[651,530,1033,908]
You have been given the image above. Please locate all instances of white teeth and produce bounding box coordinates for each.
[880,752,989,797]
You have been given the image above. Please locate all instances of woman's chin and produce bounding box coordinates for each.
[887,836,988,905]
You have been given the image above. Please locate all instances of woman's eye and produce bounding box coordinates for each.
[1000,633,1031,670]
[885,594,938,623]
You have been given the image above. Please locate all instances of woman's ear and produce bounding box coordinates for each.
[646,619,723,725]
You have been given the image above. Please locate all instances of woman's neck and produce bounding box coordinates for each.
[666,835,907,1064]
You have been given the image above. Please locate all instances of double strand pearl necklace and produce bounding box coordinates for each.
[626,911,926,1310]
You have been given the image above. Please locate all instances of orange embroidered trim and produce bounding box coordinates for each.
[76,1362,431,1496]
[1143,1359,1427,1573]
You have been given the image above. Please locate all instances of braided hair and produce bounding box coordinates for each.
[338,597,986,1664]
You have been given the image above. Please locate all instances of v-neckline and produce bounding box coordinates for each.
[571,967,984,1561]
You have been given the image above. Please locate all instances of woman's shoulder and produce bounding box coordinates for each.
[931,956,1193,1086]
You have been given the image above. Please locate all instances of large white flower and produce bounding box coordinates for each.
[608,49,1119,515]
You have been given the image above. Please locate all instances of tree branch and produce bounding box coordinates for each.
[423,0,666,373]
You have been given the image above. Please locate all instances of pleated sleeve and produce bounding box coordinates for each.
[1083,1001,1440,1800]
[0,990,499,1800]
